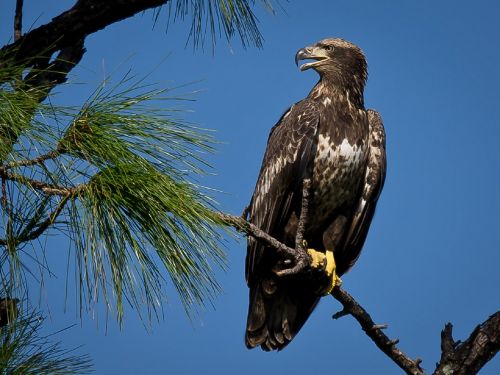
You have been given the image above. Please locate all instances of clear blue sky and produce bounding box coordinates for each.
[1,1,499,374]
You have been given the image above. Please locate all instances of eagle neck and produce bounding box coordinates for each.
[309,79,365,109]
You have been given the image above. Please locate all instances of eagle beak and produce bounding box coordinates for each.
[295,47,312,67]
[295,45,329,71]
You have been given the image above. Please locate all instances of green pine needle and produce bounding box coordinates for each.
[169,0,275,49]
[1,74,229,321]
[0,307,92,374]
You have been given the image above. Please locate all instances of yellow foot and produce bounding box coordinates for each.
[307,249,342,295]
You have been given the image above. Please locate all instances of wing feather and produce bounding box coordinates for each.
[246,99,320,283]
[341,109,386,273]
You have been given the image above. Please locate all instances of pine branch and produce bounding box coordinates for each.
[0,0,170,74]
[2,150,60,169]
[0,169,82,196]
[0,304,92,374]
[18,194,71,243]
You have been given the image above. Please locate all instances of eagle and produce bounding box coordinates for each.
[245,38,386,351]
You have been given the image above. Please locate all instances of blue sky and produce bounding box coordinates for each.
[1,1,500,374]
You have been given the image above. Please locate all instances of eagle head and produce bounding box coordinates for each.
[295,38,367,85]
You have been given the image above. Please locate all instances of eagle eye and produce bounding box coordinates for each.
[325,45,334,52]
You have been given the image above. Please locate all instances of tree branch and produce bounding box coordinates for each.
[295,178,310,250]
[14,0,23,42]
[0,0,170,163]
[23,38,86,102]
[433,312,500,375]
[0,169,83,196]
[218,212,298,260]
[217,207,499,374]
[1,0,169,73]
[18,194,71,244]
[2,149,60,170]
[331,287,424,375]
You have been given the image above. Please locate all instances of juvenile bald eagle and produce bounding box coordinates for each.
[245,38,386,351]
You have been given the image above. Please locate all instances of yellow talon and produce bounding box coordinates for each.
[308,248,325,269]
[307,249,342,295]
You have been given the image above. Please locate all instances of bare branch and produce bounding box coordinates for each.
[217,212,298,260]
[433,312,500,375]
[218,203,421,374]
[331,287,425,375]
[14,0,23,42]
[272,178,313,276]
[221,207,500,373]
[295,178,311,251]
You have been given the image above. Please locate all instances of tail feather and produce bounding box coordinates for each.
[245,279,319,351]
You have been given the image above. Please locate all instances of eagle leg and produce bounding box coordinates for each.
[307,248,342,295]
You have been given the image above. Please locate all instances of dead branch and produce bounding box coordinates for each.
[433,312,500,375]
[217,209,500,373]
[14,0,23,42]
[331,287,424,375]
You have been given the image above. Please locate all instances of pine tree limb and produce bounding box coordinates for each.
[1,0,169,75]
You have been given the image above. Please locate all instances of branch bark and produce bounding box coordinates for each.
[433,312,500,375]
[14,0,23,42]
[332,287,424,375]
[1,0,169,72]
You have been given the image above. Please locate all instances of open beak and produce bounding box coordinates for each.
[295,45,329,71]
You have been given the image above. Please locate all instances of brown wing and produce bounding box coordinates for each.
[245,99,320,283]
[339,109,386,274]
[245,99,320,350]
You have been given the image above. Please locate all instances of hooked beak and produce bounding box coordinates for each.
[295,45,329,71]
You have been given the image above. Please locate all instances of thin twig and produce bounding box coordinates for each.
[295,178,311,251]
[0,194,71,247]
[270,177,312,276]
[0,169,82,196]
[2,149,60,170]
[1,177,14,252]
[14,0,23,41]
[217,212,297,260]
[331,287,425,375]
[219,198,500,374]
[21,194,71,243]
[1,178,9,215]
